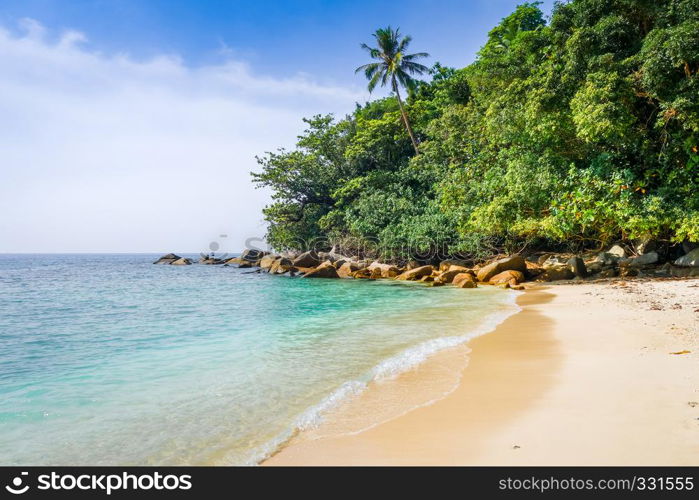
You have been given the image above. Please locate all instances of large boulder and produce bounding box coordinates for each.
[396,265,434,281]
[438,259,470,272]
[351,268,374,279]
[674,248,699,267]
[567,256,588,278]
[259,254,279,270]
[293,251,322,268]
[623,251,659,268]
[337,261,360,278]
[607,244,626,258]
[200,257,226,265]
[153,253,181,265]
[303,261,340,279]
[476,255,526,283]
[489,270,525,286]
[241,249,268,262]
[437,269,468,284]
[453,273,477,288]
[595,252,621,266]
[269,257,293,274]
[542,265,574,281]
[171,257,192,265]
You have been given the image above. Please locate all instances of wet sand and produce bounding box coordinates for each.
[265,280,699,465]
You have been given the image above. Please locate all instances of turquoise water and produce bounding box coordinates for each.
[0,254,517,465]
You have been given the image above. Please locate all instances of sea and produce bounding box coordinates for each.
[0,253,519,465]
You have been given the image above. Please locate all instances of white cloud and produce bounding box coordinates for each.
[0,19,367,252]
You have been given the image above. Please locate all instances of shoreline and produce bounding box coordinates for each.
[264,279,699,465]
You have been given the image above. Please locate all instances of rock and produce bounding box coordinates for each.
[608,244,626,258]
[420,275,435,283]
[396,265,434,281]
[238,261,254,268]
[370,267,383,279]
[597,268,618,278]
[437,269,467,284]
[624,251,659,268]
[634,238,658,255]
[670,266,699,277]
[200,257,226,265]
[241,249,268,262]
[405,260,421,270]
[536,253,552,266]
[259,254,279,270]
[382,266,400,278]
[303,261,340,279]
[438,259,470,272]
[476,255,526,282]
[153,253,181,264]
[567,256,587,278]
[674,248,699,267]
[269,257,293,274]
[682,241,698,254]
[351,269,374,279]
[453,273,477,288]
[511,284,525,291]
[171,257,192,265]
[337,261,360,278]
[542,265,574,281]
[293,251,322,268]
[448,265,471,273]
[595,252,621,266]
[489,270,525,286]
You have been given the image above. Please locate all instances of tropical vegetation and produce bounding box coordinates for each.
[252,0,699,261]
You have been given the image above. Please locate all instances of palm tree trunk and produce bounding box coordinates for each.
[392,78,420,155]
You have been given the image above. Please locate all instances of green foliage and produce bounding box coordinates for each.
[252,0,699,257]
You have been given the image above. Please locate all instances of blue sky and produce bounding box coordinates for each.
[0,0,555,81]
[0,0,556,253]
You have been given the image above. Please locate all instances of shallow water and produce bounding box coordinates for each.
[0,254,517,465]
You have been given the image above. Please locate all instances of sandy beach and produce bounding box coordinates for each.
[265,279,699,465]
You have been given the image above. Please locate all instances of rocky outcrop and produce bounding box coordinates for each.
[367,261,401,278]
[476,255,526,282]
[489,270,524,286]
[153,253,182,265]
[337,261,360,278]
[293,251,322,268]
[259,254,278,270]
[269,257,293,274]
[396,265,434,281]
[171,257,192,265]
[200,257,226,265]
[303,261,339,279]
[241,249,268,262]
[453,273,477,288]
[674,248,699,267]
[437,268,468,284]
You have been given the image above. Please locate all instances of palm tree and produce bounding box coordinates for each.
[356,27,429,154]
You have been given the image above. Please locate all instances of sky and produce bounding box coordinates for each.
[0,0,555,253]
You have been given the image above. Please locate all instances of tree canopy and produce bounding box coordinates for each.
[252,0,699,260]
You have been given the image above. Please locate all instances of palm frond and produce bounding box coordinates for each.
[402,52,429,61]
[367,70,384,93]
[402,61,430,75]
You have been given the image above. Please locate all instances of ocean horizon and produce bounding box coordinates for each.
[0,253,518,465]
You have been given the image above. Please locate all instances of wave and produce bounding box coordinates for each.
[242,291,522,465]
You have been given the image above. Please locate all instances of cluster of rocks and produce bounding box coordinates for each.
[152,253,192,265]
[152,244,699,288]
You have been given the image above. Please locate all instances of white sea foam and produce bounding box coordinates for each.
[249,291,522,464]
